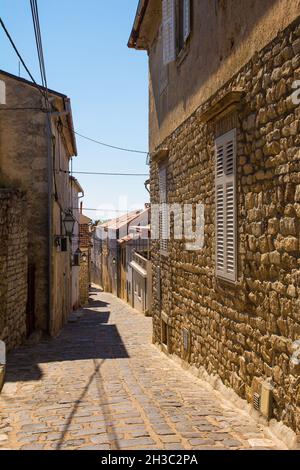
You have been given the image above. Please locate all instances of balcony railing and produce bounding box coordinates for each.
[132,250,148,270]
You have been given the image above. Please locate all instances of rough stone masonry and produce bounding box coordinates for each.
[0,189,28,352]
[151,19,300,435]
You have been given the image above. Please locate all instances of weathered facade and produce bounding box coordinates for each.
[0,189,27,351]
[70,178,84,310]
[79,213,92,306]
[96,210,146,296]
[129,0,300,435]
[0,70,78,339]
[95,208,152,313]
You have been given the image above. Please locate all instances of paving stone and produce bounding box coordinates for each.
[117,437,156,449]
[0,291,283,451]
[223,439,243,447]
[80,445,110,450]
[189,438,216,446]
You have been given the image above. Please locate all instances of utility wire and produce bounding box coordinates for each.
[0,107,46,111]
[61,170,148,177]
[0,17,46,99]
[0,16,148,156]
[30,0,47,89]
[71,208,144,213]
[60,123,148,155]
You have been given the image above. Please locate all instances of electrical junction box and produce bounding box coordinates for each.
[0,341,6,392]
[260,381,273,419]
[182,328,190,360]
[252,377,273,419]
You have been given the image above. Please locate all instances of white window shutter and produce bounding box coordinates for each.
[0,80,6,105]
[215,129,237,282]
[162,0,176,65]
[159,165,168,254]
[183,0,191,42]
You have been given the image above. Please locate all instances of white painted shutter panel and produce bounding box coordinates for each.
[215,129,237,282]
[162,0,176,65]
[159,165,168,254]
[183,0,191,42]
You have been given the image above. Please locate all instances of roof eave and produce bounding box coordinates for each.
[127,0,150,50]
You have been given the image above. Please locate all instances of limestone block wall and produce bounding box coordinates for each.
[151,19,300,434]
[79,250,90,306]
[0,189,28,351]
[0,73,49,332]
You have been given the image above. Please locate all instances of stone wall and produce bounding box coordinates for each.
[151,19,300,434]
[0,189,27,351]
[79,249,90,306]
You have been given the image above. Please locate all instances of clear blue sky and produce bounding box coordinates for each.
[1,0,149,220]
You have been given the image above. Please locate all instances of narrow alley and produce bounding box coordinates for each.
[0,287,285,451]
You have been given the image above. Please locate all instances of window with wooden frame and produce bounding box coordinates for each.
[215,129,237,282]
[162,0,191,65]
[159,163,168,255]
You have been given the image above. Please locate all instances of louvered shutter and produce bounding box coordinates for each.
[215,129,237,282]
[159,165,168,254]
[183,0,191,42]
[162,0,176,65]
[0,80,6,105]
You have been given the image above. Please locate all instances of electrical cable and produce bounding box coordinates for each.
[60,122,148,155]
[0,17,148,156]
[0,17,46,98]
[60,170,148,177]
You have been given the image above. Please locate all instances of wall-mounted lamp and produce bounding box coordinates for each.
[63,210,76,238]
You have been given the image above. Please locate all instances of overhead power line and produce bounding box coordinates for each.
[30,0,48,91]
[0,16,148,156]
[60,123,148,155]
[0,16,45,98]
[63,170,148,177]
[72,208,141,213]
[0,107,46,111]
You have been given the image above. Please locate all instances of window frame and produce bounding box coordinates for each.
[215,128,238,283]
[158,163,169,256]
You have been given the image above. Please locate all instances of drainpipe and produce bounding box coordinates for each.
[47,112,53,336]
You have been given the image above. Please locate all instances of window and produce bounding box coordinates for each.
[177,0,191,53]
[162,0,191,65]
[0,80,6,105]
[159,164,168,255]
[215,129,237,282]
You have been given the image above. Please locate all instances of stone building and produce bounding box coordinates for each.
[96,209,151,305]
[91,224,103,288]
[79,212,92,306]
[0,70,78,340]
[96,210,145,297]
[70,177,84,310]
[0,189,27,352]
[129,0,300,434]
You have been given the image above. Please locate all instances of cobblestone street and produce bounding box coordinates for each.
[0,288,285,450]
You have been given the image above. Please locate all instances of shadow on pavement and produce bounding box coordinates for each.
[3,289,129,384]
